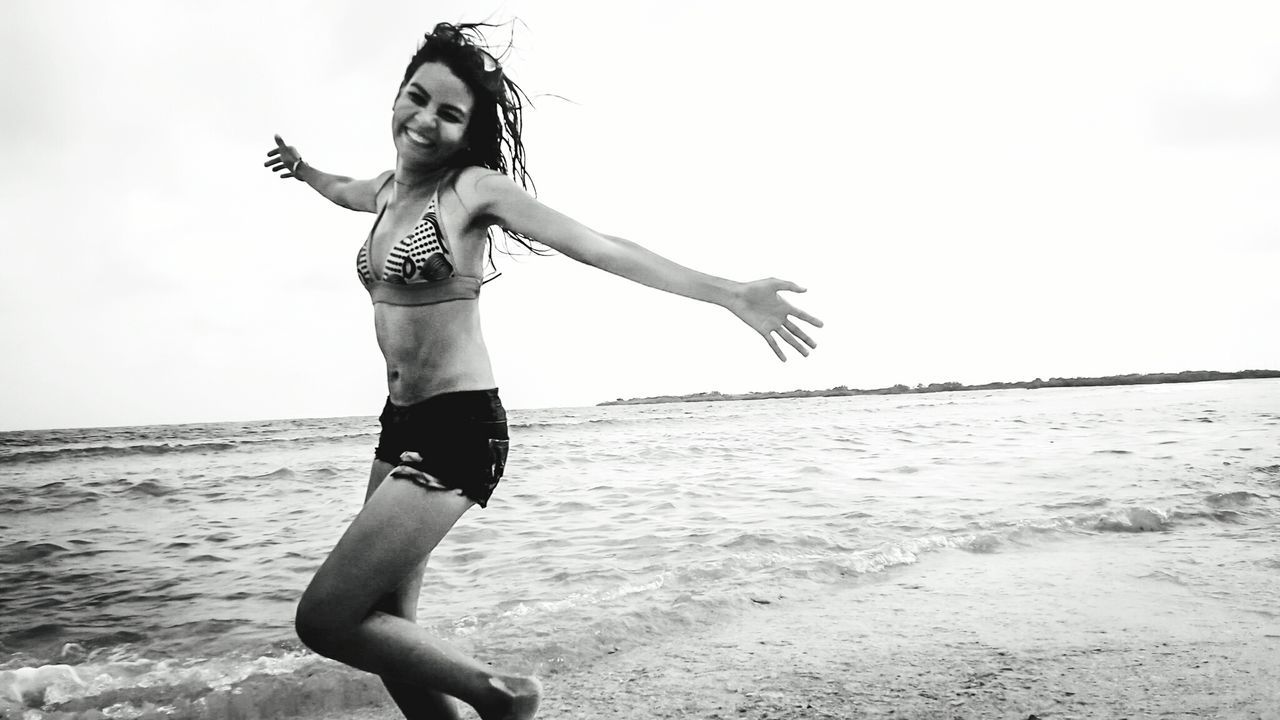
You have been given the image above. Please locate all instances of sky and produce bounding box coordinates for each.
[2,0,1278,431]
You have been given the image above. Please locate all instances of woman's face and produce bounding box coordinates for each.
[392,61,475,168]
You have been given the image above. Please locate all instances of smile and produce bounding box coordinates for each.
[404,127,436,149]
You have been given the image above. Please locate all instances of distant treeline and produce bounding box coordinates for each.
[598,369,1280,406]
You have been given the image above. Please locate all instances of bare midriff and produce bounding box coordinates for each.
[373,299,495,406]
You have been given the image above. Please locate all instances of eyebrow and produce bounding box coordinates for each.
[409,83,469,118]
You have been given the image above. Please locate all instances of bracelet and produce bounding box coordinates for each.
[290,159,304,178]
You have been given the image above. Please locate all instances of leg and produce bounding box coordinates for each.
[365,460,460,720]
[296,469,539,720]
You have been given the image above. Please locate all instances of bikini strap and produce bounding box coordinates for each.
[374,171,395,210]
[432,169,464,258]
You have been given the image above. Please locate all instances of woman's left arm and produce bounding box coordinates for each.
[464,170,823,360]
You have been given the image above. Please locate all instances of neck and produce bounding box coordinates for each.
[392,161,451,199]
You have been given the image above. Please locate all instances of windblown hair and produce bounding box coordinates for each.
[400,22,546,260]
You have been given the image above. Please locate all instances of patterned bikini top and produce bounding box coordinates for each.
[356,174,482,306]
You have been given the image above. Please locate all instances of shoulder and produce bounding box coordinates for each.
[334,170,394,213]
[450,166,520,198]
[369,170,395,207]
[445,166,531,220]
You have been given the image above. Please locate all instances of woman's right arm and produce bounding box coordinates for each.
[264,134,390,213]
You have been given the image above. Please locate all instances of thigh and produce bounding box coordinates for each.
[364,459,396,502]
[373,558,429,621]
[301,476,474,627]
[364,461,436,621]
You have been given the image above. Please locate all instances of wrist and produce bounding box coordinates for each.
[709,278,741,309]
[292,160,307,181]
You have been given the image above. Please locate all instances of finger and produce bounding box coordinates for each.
[266,148,280,158]
[777,327,810,358]
[761,330,786,362]
[784,319,816,349]
[274,134,287,148]
[263,157,278,168]
[282,172,296,179]
[790,304,824,328]
[771,278,806,294]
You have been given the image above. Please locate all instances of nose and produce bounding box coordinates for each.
[414,109,439,132]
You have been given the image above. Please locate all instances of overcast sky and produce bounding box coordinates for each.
[2,0,1277,431]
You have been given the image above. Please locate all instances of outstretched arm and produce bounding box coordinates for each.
[465,170,823,360]
[595,233,822,359]
[264,135,389,213]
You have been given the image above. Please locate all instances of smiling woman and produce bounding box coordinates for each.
[262,21,821,720]
[396,65,473,165]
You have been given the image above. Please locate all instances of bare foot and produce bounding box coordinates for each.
[481,674,542,720]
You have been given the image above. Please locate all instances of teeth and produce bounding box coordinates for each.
[405,128,433,147]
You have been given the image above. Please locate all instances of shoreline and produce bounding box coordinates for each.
[334,535,1280,719]
[598,370,1280,406]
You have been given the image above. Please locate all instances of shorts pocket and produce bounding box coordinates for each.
[488,438,510,482]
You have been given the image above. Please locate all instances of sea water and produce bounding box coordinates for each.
[1,379,1277,718]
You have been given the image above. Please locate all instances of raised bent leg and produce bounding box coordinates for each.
[364,460,460,720]
[296,468,539,719]
[371,555,459,719]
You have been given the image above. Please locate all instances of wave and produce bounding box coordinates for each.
[1,492,1272,720]
[1205,490,1265,506]
[1090,506,1174,532]
[1039,496,1109,511]
[1036,493,1274,535]
[122,480,177,497]
[234,468,296,481]
[0,432,376,466]
[0,526,1019,715]
[0,442,239,464]
[0,542,68,565]
[0,654,388,720]
[509,417,629,431]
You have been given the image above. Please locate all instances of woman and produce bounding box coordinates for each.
[264,23,821,720]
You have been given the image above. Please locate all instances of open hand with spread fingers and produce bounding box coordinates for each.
[264,134,304,179]
[727,278,823,361]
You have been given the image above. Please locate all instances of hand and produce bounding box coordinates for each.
[727,278,823,361]
[264,134,303,179]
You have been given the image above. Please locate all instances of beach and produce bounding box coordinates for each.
[331,534,1280,720]
[3,380,1278,719]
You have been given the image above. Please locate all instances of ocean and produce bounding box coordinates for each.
[2,379,1277,719]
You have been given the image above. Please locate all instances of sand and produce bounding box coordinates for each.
[334,535,1280,719]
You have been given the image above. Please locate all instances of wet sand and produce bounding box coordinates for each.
[337,536,1280,719]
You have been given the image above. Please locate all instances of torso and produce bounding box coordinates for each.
[361,170,496,404]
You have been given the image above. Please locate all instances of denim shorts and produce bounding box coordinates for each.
[374,389,509,508]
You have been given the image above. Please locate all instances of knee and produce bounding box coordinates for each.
[294,596,345,657]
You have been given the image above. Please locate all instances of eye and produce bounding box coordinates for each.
[406,91,425,104]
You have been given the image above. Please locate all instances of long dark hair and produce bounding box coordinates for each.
[400,22,546,260]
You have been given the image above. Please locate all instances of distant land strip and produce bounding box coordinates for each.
[597,369,1280,406]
